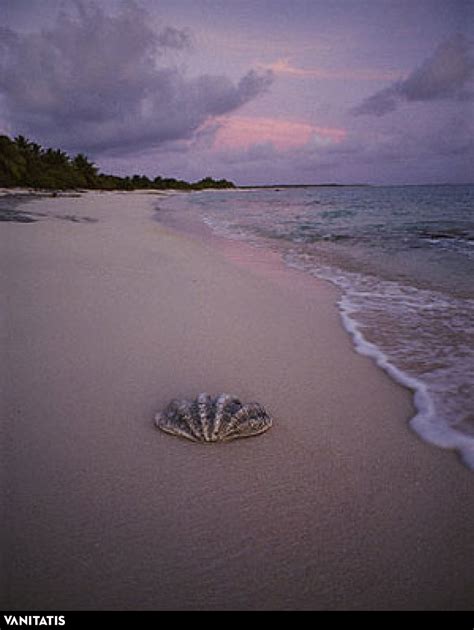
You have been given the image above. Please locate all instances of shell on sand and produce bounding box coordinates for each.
[155,393,272,443]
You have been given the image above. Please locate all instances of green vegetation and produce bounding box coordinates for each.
[0,135,235,191]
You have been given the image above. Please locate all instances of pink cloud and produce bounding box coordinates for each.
[258,58,403,82]
[212,115,346,151]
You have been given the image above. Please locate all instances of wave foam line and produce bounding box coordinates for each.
[338,295,474,469]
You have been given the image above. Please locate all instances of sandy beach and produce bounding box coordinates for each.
[1,191,473,610]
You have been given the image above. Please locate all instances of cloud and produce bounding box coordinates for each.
[0,1,273,154]
[99,104,474,185]
[257,58,402,82]
[353,33,474,116]
[211,115,346,151]
[199,99,474,183]
[156,26,193,50]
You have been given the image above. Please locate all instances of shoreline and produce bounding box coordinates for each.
[154,190,474,470]
[2,191,473,610]
[157,190,474,470]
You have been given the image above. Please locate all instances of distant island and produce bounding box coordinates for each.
[0,135,235,191]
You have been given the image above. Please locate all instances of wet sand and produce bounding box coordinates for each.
[1,191,473,610]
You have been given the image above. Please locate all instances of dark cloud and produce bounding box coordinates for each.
[0,1,272,154]
[353,34,474,116]
[156,26,193,50]
[352,86,399,117]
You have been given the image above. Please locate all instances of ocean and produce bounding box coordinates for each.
[158,185,474,468]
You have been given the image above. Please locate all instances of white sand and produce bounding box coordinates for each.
[1,191,473,610]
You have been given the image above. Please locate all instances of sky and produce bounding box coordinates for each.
[0,0,473,185]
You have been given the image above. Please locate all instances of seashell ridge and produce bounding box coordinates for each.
[155,393,272,443]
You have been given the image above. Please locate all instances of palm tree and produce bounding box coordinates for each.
[72,153,98,187]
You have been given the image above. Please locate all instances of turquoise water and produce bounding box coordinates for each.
[159,185,474,468]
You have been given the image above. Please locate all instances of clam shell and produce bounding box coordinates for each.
[155,393,272,442]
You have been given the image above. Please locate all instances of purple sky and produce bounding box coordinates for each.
[1,0,473,184]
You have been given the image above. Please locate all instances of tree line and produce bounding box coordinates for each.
[0,135,235,191]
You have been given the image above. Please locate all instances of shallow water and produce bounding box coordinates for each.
[159,185,474,468]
